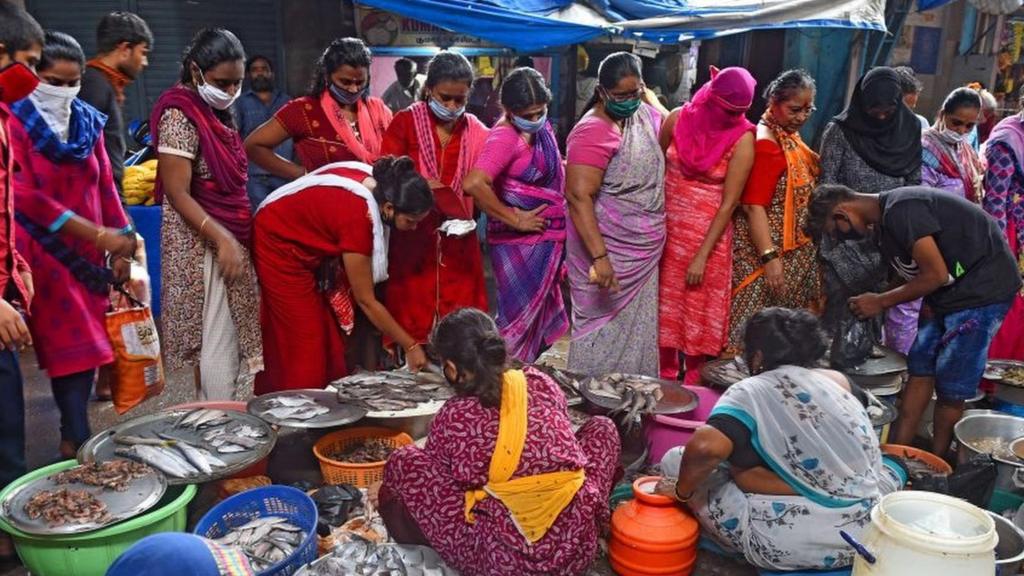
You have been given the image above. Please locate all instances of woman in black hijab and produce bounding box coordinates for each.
[820,67,922,192]
[814,67,922,370]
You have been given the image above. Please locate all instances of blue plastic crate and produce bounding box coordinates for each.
[194,485,318,576]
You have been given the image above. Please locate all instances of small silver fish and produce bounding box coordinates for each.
[269,394,317,408]
[116,445,191,478]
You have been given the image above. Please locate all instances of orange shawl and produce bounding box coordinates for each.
[319,91,393,163]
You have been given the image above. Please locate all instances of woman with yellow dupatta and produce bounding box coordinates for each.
[728,70,823,353]
[379,308,620,575]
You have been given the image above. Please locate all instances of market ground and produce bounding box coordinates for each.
[2,350,757,576]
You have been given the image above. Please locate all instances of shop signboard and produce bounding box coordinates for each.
[356,6,500,48]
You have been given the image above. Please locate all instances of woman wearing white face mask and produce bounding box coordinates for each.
[379,51,490,355]
[150,28,262,401]
[885,88,987,356]
[462,67,568,363]
[8,31,135,458]
[922,88,985,202]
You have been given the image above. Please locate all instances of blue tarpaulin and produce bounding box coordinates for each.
[356,0,889,51]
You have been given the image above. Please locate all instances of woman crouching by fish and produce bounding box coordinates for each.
[379,308,621,575]
[252,156,430,394]
[656,308,905,571]
[107,533,254,575]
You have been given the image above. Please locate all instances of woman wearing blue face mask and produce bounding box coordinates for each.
[245,37,393,182]
[463,67,568,362]
[379,51,490,353]
[151,28,262,401]
[884,88,986,356]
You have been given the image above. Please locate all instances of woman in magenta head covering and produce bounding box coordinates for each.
[657,66,756,381]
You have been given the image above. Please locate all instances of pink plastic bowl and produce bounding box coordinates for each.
[644,385,722,463]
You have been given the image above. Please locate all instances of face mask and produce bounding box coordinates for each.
[604,94,642,119]
[29,82,80,141]
[0,62,39,104]
[428,96,464,123]
[194,68,238,111]
[329,83,366,106]
[941,125,966,143]
[512,112,547,134]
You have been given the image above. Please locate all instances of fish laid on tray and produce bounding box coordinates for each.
[212,516,305,572]
[523,363,583,404]
[112,409,267,479]
[306,536,454,576]
[335,370,454,412]
[586,373,664,432]
[52,460,151,492]
[259,394,330,421]
[24,488,109,527]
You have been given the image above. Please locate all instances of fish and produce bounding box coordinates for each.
[116,445,195,478]
[175,408,229,430]
[210,434,260,449]
[260,404,329,421]
[231,424,267,439]
[211,516,304,571]
[586,374,665,430]
[335,369,457,412]
[269,394,317,408]
[311,537,454,575]
[111,434,172,446]
[158,433,213,475]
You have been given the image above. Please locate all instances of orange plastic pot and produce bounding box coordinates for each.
[609,476,700,576]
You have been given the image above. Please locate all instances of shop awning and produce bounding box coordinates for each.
[355,0,889,51]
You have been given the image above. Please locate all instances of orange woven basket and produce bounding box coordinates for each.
[313,427,414,486]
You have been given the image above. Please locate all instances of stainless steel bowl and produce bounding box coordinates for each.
[989,511,1024,575]
[955,413,1024,492]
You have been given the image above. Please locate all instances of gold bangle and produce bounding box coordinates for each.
[406,342,421,353]
[95,227,107,247]
[199,216,210,236]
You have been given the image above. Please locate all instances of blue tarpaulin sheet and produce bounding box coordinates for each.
[356,0,889,51]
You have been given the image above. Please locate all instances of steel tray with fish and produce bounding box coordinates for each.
[522,362,584,407]
[986,360,1024,388]
[700,357,750,389]
[296,541,457,575]
[330,369,456,419]
[78,408,277,485]
[1,461,166,536]
[248,389,367,429]
[579,374,698,415]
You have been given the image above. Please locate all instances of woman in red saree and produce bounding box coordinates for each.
[381,51,489,349]
[244,37,392,180]
[253,158,430,393]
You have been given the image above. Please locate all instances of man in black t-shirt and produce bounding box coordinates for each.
[807,185,1021,456]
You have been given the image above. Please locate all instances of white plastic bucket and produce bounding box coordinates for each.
[851,492,996,576]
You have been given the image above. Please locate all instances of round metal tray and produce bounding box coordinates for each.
[986,360,1024,388]
[579,374,699,415]
[296,543,457,575]
[844,346,907,376]
[248,389,366,429]
[869,397,898,428]
[78,409,277,485]
[1,463,166,535]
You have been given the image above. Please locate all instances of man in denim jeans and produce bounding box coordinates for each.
[0,1,42,566]
[808,184,1021,456]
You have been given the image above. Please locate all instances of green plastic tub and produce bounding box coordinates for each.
[0,460,197,576]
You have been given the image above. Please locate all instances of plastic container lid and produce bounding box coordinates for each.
[874,492,996,555]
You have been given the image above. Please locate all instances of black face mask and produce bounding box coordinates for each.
[250,77,273,92]
[835,227,865,242]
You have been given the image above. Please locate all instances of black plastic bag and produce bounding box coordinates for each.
[830,315,875,370]
[913,454,997,509]
[312,484,364,530]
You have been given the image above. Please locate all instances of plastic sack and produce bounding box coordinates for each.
[312,484,364,531]
[105,291,165,415]
[830,315,875,370]
[914,454,996,509]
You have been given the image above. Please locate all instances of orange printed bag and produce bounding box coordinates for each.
[105,289,164,414]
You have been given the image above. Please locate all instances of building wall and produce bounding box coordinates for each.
[280,0,353,97]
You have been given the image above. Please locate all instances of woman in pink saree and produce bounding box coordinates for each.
[464,68,567,362]
[982,92,1024,364]
[565,52,665,377]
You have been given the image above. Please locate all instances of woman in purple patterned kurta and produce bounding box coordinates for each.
[379,309,620,576]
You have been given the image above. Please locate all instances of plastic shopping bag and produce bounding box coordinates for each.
[105,289,164,414]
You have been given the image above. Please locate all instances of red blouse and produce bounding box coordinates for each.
[274,96,390,171]
[741,139,787,206]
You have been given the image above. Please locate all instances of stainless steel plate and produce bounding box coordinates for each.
[296,543,457,576]
[579,374,699,415]
[248,389,367,429]
[1,463,166,536]
[78,409,277,485]
[987,360,1024,388]
[845,346,907,376]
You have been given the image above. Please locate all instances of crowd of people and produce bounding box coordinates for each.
[1,1,1024,573]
